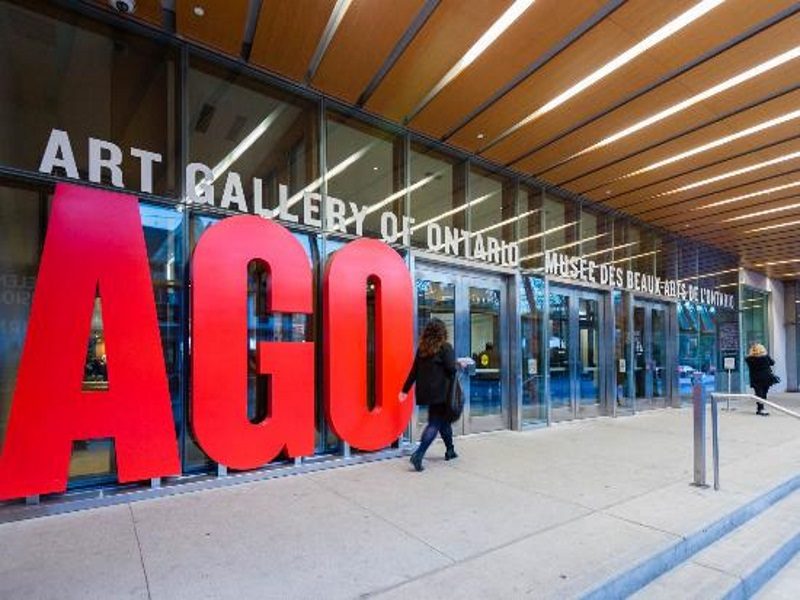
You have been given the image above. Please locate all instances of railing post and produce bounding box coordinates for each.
[710,394,719,490]
[692,372,707,487]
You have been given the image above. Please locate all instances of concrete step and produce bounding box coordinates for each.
[630,490,800,599]
[580,473,800,599]
[755,552,800,599]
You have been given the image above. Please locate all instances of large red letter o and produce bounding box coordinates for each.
[324,239,414,450]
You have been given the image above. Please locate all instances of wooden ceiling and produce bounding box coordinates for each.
[95,0,800,278]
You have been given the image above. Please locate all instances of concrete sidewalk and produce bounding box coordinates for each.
[2,394,800,599]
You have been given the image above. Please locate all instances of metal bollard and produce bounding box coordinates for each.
[710,394,719,490]
[692,373,707,487]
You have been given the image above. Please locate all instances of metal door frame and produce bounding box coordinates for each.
[413,263,510,437]
[632,298,671,409]
[549,284,608,420]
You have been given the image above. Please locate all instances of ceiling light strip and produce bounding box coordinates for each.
[653,150,800,197]
[306,0,354,81]
[723,200,800,222]
[471,209,539,237]
[570,46,800,160]
[405,0,535,121]
[618,108,800,180]
[487,0,724,148]
[695,180,800,210]
[521,233,607,260]
[746,218,800,233]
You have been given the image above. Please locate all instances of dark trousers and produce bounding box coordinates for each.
[415,416,454,459]
[753,385,768,413]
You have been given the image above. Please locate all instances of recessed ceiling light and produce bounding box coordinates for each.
[754,258,800,267]
[193,6,205,17]
[617,108,800,181]
[372,166,379,171]
[477,133,485,139]
[570,46,800,160]
[406,0,536,120]
[653,151,800,198]
[486,0,723,148]
[605,190,612,195]
[695,181,800,210]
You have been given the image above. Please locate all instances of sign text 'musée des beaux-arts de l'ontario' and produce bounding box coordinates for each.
[545,251,736,309]
[36,130,519,267]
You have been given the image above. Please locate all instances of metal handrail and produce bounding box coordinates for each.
[697,393,800,492]
[710,393,800,420]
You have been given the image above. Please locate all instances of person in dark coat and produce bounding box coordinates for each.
[399,318,457,471]
[745,343,774,416]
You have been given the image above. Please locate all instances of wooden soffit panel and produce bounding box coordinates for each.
[311,0,426,104]
[604,137,800,212]
[365,0,513,122]
[480,0,798,168]
[250,0,336,81]
[408,0,602,138]
[571,88,800,197]
[176,0,250,56]
[448,0,696,155]
[522,15,800,183]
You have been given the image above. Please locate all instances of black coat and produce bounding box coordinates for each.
[745,355,774,389]
[402,342,456,407]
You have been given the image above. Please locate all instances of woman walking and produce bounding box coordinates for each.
[745,343,775,416]
[399,318,457,471]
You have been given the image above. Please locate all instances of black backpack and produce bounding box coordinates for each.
[445,374,464,423]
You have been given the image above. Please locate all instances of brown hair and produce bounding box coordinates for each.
[418,318,447,358]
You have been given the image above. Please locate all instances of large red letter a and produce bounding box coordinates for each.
[0,184,180,500]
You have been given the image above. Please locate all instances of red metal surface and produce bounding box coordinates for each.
[191,216,315,470]
[324,239,414,451]
[0,184,180,500]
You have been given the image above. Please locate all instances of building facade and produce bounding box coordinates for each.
[0,1,794,513]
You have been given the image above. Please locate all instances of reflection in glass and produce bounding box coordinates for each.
[652,308,666,398]
[634,305,646,401]
[409,144,461,250]
[469,287,501,420]
[549,292,570,420]
[326,114,399,237]
[520,277,545,424]
[577,298,600,415]
[189,60,318,219]
[614,290,632,412]
[0,2,179,196]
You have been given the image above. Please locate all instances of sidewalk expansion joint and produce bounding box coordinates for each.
[128,503,153,600]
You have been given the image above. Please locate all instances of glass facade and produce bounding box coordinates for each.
[0,1,753,505]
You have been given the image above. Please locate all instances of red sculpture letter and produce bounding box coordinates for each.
[324,238,414,450]
[192,216,314,470]
[0,183,180,500]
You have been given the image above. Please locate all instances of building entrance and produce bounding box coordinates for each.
[414,264,510,435]
[548,286,606,421]
[633,300,670,410]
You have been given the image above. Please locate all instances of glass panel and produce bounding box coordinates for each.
[409,143,461,252]
[468,166,515,249]
[469,287,502,420]
[520,276,545,424]
[0,2,179,196]
[415,279,456,435]
[634,306,646,401]
[652,308,666,398]
[517,185,544,271]
[549,292,571,420]
[188,59,318,221]
[326,113,400,238]
[578,297,601,415]
[613,290,632,411]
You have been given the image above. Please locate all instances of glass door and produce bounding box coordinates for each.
[414,265,509,436]
[549,286,606,421]
[633,299,670,410]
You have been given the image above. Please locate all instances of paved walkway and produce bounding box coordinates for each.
[2,394,800,599]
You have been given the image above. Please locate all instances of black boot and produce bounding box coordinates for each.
[445,448,458,461]
[410,452,424,472]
